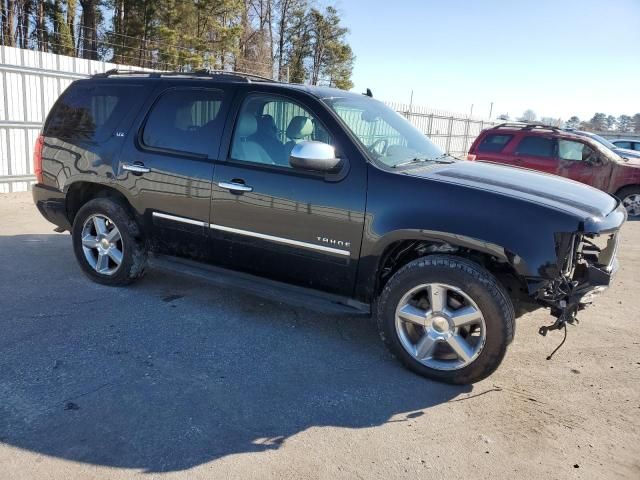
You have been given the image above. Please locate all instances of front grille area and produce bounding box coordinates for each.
[580,232,619,271]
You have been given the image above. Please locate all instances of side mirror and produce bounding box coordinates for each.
[585,153,603,166]
[289,141,341,172]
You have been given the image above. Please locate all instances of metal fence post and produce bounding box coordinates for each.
[445,116,454,153]
[462,118,471,155]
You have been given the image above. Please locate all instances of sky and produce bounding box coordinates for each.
[334,0,640,121]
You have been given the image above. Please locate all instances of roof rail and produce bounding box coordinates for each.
[93,68,279,83]
[93,69,163,78]
[194,69,279,83]
[492,122,562,132]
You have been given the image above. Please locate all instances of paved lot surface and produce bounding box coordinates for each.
[0,192,639,479]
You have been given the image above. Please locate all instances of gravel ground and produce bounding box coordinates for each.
[0,192,639,480]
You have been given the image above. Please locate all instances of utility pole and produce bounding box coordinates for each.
[489,102,494,120]
[470,104,474,117]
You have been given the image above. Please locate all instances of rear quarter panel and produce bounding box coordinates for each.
[607,161,640,194]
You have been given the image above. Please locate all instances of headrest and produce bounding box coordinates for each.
[236,114,258,137]
[175,104,194,129]
[286,116,314,140]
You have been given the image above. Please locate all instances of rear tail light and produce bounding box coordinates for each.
[33,134,44,183]
[467,154,476,161]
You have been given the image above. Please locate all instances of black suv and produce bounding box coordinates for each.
[32,71,625,384]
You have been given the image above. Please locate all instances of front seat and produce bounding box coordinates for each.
[231,114,273,165]
[284,116,314,156]
[250,114,286,165]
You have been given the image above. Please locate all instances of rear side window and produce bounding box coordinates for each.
[142,88,224,156]
[45,83,140,142]
[516,136,555,158]
[614,141,632,149]
[477,134,512,153]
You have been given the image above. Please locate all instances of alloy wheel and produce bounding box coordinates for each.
[395,283,486,371]
[80,214,124,276]
[622,194,640,217]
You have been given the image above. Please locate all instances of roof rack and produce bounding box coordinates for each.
[492,122,562,132]
[194,69,279,83]
[93,68,280,83]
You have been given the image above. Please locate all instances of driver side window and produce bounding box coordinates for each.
[229,94,332,168]
[558,139,596,162]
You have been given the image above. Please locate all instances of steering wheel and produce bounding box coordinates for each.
[368,138,389,155]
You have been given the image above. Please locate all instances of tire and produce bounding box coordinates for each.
[71,197,147,286]
[616,186,640,218]
[376,255,515,384]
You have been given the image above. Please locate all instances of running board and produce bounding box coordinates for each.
[148,254,371,316]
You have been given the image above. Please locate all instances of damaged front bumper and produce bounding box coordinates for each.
[533,207,624,333]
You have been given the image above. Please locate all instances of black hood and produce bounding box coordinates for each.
[408,160,617,221]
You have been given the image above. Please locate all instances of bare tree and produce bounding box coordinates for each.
[518,109,537,122]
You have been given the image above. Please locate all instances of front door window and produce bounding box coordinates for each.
[229,94,332,168]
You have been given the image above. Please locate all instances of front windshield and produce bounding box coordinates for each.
[589,133,617,150]
[322,95,445,167]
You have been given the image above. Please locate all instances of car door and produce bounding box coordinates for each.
[511,134,558,174]
[117,82,232,258]
[556,138,612,191]
[208,87,367,296]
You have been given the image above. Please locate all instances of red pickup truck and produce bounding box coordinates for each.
[468,123,640,217]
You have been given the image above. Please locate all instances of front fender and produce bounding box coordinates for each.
[354,166,583,302]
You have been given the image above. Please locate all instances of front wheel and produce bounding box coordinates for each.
[616,186,640,218]
[376,255,515,384]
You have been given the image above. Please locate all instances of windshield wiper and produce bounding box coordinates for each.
[393,154,456,168]
[393,157,428,168]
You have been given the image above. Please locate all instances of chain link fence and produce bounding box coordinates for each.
[386,101,500,158]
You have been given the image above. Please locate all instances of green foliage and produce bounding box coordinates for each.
[589,113,607,131]
[50,0,76,56]
[2,0,355,89]
[617,115,632,133]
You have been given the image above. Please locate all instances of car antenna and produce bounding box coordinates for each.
[363,88,373,98]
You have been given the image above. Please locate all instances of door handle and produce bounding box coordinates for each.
[218,181,253,193]
[122,162,150,174]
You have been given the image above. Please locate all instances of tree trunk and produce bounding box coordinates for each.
[36,0,46,51]
[67,0,76,55]
[3,0,16,47]
[80,0,98,60]
[18,0,32,49]
[277,1,287,80]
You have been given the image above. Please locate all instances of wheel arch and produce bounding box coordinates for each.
[65,181,137,225]
[614,184,640,197]
[357,230,532,308]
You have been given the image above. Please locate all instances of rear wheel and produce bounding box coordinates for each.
[617,186,640,218]
[376,255,514,384]
[71,198,147,286]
